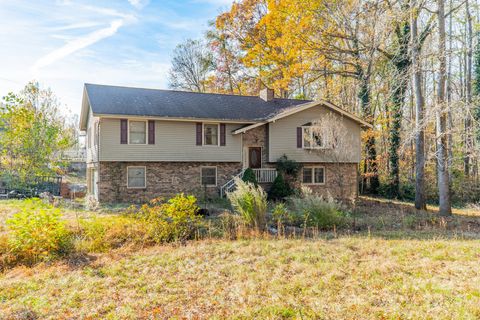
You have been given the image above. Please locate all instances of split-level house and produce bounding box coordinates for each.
[79,84,371,203]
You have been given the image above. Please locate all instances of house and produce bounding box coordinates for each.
[79,84,371,203]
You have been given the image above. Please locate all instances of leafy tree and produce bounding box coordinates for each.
[0,81,73,179]
[168,39,213,92]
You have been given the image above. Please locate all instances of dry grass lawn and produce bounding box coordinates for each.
[1,198,480,319]
[1,237,480,319]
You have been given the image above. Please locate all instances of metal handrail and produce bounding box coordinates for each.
[220,169,245,197]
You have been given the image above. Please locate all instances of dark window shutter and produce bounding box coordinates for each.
[296,127,302,148]
[196,123,203,146]
[148,120,155,144]
[120,119,128,144]
[220,123,226,146]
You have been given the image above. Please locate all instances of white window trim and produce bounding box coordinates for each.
[200,166,217,187]
[127,166,147,189]
[302,166,326,185]
[203,123,220,146]
[302,126,328,150]
[128,120,148,145]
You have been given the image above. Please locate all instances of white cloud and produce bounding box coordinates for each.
[32,19,124,73]
[50,21,104,31]
[128,0,149,9]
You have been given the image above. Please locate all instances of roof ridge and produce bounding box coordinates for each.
[84,83,311,102]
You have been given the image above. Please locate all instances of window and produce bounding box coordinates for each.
[129,121,147,144]
[302,167,325,184]
[204,124,219,145]
[127,166,146,188]
[303,127,324,149]
[201,167,217,186]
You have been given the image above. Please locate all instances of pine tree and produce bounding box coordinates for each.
[268,173,293,200]
[242,168,258,186]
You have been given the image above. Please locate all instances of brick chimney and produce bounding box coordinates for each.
[259,88,274,102]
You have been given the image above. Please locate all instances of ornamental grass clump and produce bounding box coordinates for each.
[290,190,347,229]
[227,178,267,231]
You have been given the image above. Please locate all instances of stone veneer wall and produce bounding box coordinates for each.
[98,161,242,203]
[242,125,269,166]
[300,163,358,200]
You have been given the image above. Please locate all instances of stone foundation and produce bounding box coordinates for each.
[299,163,358,200]
[98,161,242,203]
[95,161,358,203]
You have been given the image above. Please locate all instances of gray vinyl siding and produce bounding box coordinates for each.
[99,118,243,162]
[268,105,362,163]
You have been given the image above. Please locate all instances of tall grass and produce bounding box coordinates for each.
[227,178,267,231]
[290,192,347,229]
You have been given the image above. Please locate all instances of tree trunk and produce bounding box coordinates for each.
[388,8,411,198]
[465,0,473,177]
[358,72,379,193]
[436,0,452,216]
[446,0,453,180]
[411,2,427,210]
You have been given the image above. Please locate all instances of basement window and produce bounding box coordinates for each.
[127,166,146,188]
[302,167,325,185]
[201,167,217,186]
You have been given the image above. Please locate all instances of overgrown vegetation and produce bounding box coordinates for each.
[131,194,202,243]
[5,199,71,265]
[0,196,479,318]
[290,191,347,229]
[0,195,204,270]
[227,178,267,230]
[241,167,258,186]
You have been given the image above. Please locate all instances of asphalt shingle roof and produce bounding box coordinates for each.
[85,83,311,121]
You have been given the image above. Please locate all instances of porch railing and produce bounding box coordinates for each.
[253,168,278,183]
[219,168,278,197]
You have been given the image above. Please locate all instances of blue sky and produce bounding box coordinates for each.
[0,0,233,115]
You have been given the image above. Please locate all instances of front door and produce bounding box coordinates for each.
[248,147,262,168]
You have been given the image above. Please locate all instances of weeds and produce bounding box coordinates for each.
[227,178,267,231]
[132,194,202,244]
[6,199,72,265]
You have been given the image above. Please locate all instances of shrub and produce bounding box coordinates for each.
[242,168,258,186]
[134,194,202,243]
[271,202,292,225]
[290,192,347,229]
[276,155,302,176]
[85,194,100,211]
[227,178,267,230]
[77,216,149,252]
[269,173,293,200]
[6,199,71,264]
